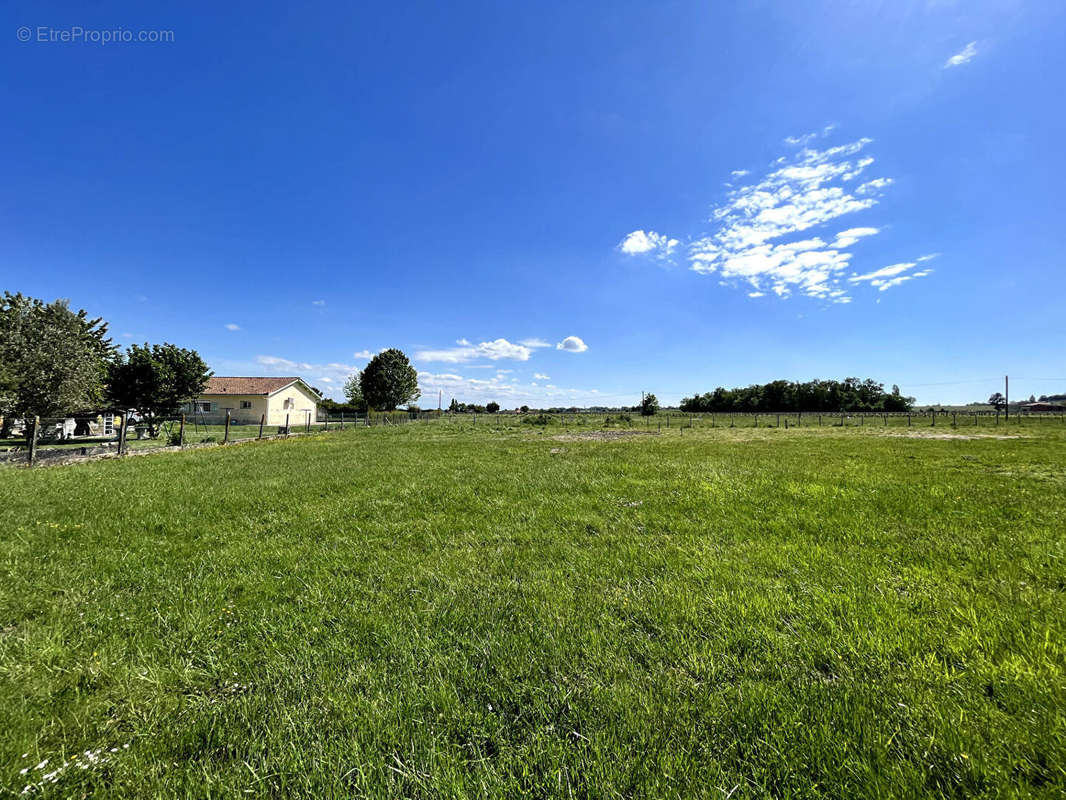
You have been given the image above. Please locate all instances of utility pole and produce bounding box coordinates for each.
[438,389,442,411]
[1005,375,1009,422]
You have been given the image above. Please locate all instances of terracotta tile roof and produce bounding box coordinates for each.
[202,377,305,396]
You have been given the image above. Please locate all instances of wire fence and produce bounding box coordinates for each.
[0,408,441,466]
[2,407,1063,467]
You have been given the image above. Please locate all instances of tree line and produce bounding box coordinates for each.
[0,292,211,437]
[680,379,914,413]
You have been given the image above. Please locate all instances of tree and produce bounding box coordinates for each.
[343,371,367,412]
[0,292,115,433]
[448,398,460,413]
[359,348,419,410]
[639,393,659,416]
[106,343,211,436]
[486,401,500,413]
[520,405,530,414]
[987,392,1006,411]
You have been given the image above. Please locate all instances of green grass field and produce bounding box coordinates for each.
[1,420,1064,797]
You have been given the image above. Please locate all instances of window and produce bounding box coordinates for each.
[240,401,252,409]
[284,398,294,409]
[195,401,213,413]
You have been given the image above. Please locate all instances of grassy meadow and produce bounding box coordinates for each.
[1,418,1064,797]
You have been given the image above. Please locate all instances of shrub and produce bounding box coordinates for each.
[523,413,553,426]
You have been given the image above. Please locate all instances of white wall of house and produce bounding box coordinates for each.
[185,394,269,425]
[266,383,318,426]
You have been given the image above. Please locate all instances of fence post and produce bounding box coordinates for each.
[118,412,129,455]
[224,410,231,443]
[324,414,329,431]
[305,412,310,434]
[340,412,344,430]
[776,414,780,427]
[952,412,957,428]
[285,413,290,435]
[28,416,39,466]
[258,414,265,439]
[179,414,186,448]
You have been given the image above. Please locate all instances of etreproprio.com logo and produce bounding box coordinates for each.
[16,26,174,44]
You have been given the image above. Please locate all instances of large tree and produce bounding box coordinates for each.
[0,293,115,432]
[360,349,419,410]
[106,343,211,436]
[639,393,659,416]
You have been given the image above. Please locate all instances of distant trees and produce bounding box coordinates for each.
[106,343,211,437]
[343,372,367,412]
[639,393,659,416]
[987,392,1006,410]
[0,292,115,432]
[486,401,500,413]
[680,378,914,413]
[359,349,419,410]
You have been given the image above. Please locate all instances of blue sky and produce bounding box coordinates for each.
[3,1,1064,407]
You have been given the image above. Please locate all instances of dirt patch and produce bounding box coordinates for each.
[553,431,658,442]
[889,431,1023,440]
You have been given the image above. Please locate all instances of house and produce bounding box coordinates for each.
[184,377,321,426]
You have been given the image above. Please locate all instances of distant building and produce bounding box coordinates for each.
[184,377,321,426]
[1021,402,1066,412]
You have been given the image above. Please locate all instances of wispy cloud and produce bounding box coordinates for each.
[623,129,934,302]
[556,336,588,353]
[225,323,241,331]
[618,230,679,258]
[687,135,893,301]
[520,338,551,348]
[255,354,360,390]
[945,41,978,68]
[311,299,326,306]
[418,370,600,407]
[534,373,550,380]
[849,262,934,291]
[415,338,533,363]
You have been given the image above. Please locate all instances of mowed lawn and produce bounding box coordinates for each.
[1,421,1064,798]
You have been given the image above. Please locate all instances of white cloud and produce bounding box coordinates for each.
[534,373,550,380]
[622,131,938,302]
[945,41,978,68]
[353,349,380,360]
[556,336,588,353]
[618,230,679,258]
[850,262,916,282]
[730,169,749,178]
[225,323,241,331]
[312,300,326,306]
[417,370,600,407]
[677,135,936,301]
[415,338,533,363]
[832,227,880,248]
[917,253,940,262]
[849,262,934,291]
[520,338,551,348]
